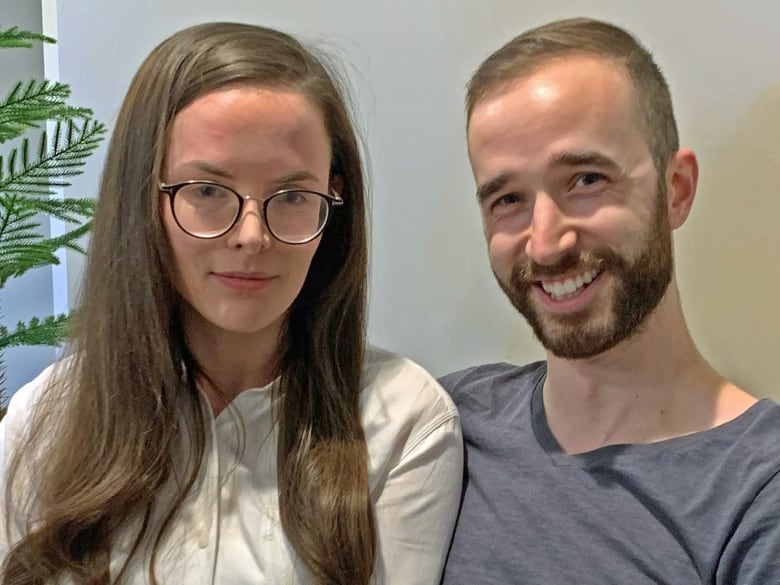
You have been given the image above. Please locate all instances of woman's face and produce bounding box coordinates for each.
[161,86,333,344]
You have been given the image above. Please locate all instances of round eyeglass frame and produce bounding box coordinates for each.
[159,180,344,244]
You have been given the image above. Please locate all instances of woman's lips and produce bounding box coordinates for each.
[212,272,276,292]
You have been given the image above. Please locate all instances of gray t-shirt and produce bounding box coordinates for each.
[440,361,780,585]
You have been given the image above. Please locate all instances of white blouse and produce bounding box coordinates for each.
[0,348,463,584]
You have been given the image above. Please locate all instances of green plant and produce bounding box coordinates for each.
[0,26,106,417]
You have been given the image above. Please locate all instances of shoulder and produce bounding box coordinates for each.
[1,357,76,472]
[708,397,780,453]
[438,360,546,411]
[673,398,780,505]
[1,359,69,446]
[715,404,780,581]
[0,359,71,534]
[362,346,458,424]
[360,347,460,464]
[728,398,780,459]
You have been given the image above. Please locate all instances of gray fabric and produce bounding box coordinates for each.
[440,361,780,585]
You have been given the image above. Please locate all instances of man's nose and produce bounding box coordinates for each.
[524,194,577,266]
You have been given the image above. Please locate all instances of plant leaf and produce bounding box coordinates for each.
[5,195,95,223]
[0,119,106,195]
[0,79,93,144]
[0,313,70,350]
[0,27,55,49]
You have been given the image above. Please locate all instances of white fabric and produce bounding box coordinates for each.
[0,348,462,584]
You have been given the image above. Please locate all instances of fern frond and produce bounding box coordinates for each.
[41,221,92,254]
[0,219,92,285]
[3,195,95,224]
[0,218,41,242]
[0,230,92,285]
[0,194,37,222]
[0,27,102,388]
[0,186,95,286]
[0,79,93,144]
[0,194,38,248]
[0,192,39,241]
[0,225,46,251]
[0,119,106,195]
[0,314,69,349]
[0,27,55,49]
[0,242,59,286]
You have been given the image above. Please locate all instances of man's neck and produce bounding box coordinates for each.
[542,288,756,454]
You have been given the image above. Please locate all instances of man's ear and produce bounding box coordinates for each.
[665,148,699,230]
[330,174,344,196]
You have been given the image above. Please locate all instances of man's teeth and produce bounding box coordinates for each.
[541,269,599,300]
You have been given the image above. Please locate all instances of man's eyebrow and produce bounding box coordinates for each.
[476,173,512,204]
[548,150,622,173]
[475,151,622,203]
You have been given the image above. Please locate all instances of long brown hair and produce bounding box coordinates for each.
[3,22,373,585]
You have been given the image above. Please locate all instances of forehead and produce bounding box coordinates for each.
[467,56,650,177]
[166,86,331,174]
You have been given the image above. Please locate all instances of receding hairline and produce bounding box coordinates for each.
[465,48,674,182]
[467,50,641,126]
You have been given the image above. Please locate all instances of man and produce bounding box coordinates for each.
[441,17,780,585]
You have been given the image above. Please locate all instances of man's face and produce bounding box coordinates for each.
[468,56,674,359]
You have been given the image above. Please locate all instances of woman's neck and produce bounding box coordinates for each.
[181,305,282,415]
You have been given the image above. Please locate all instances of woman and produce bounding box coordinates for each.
[0,22,461,585]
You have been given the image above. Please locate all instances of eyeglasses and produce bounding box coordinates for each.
[159,180,343,244]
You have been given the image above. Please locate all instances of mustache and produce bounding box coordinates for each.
[513,250,611,282]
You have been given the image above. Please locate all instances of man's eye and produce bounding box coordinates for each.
[572,172,606,189]
[489,193,527,216]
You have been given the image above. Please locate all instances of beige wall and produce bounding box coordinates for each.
[43,0,780,398]
[677,82,780,398]
[458,1,780,399]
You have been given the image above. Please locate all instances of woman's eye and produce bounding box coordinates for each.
[191,184,226,199]
[277,191,306,204]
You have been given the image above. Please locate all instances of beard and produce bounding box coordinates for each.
[495,183,673,360]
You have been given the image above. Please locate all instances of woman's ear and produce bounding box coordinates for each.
[666,148,699,230]
[330,174,344,196]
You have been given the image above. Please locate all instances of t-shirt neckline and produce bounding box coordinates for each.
[529,364,773,468]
